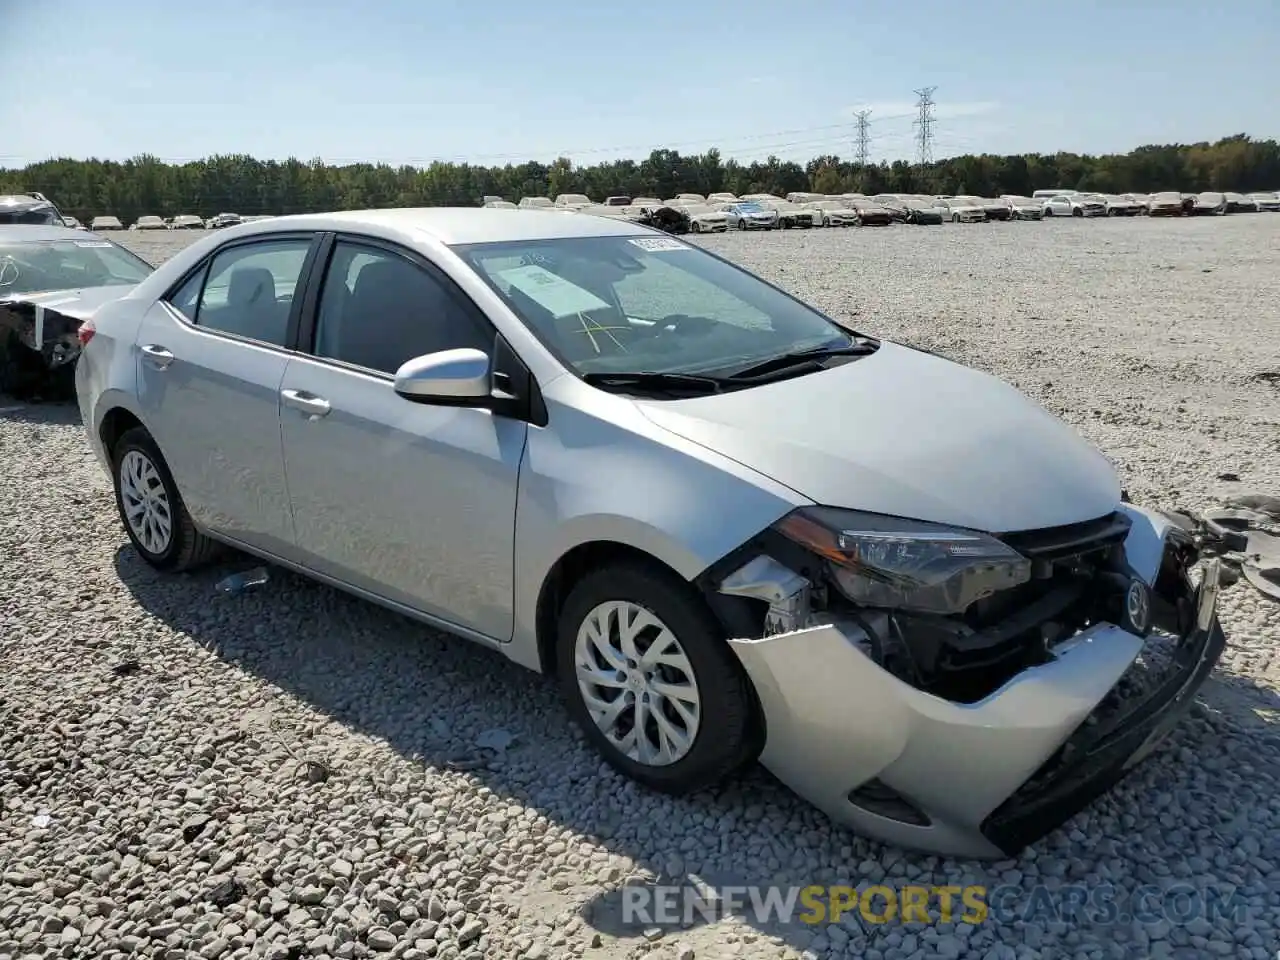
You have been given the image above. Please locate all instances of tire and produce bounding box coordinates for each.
[1072,207,1083,217]
[737,219,747,230]
[556,561,756,794]
[952,214,960,223]
[690,221,701,233]
[111,426,220,572]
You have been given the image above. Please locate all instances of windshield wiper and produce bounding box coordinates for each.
[724,338,878,381]
[581,371,730,394]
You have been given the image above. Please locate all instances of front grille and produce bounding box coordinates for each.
[998,511,1131,563]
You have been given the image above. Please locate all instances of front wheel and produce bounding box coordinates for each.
[690,221,701,233]
[112,427,220,571]
[556,562,757,793]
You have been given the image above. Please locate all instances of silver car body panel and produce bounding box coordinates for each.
[635,341,1120,532]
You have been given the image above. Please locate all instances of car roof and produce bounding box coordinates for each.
[0,194,56,212]
[215,207,655,245]
[0,224,99,242]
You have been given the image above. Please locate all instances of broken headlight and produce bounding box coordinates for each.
[774,507,1032,616]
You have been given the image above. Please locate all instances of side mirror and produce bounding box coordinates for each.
[393,348,491,403]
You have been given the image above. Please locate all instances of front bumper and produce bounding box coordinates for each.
[726,505,1226,859]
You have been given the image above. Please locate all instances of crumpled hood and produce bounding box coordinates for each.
[0,284,136,320]
[637,341,1120,533]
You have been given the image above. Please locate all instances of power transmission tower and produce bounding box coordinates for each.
[913,86,937,166]
[853,110,872,166]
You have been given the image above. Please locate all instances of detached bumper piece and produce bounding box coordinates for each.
[982,559,1224,857]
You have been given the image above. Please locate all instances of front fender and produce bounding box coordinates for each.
[506,391,808,672]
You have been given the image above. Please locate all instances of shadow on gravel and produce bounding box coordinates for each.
[0,397,83,427]
[110,535,1280,955]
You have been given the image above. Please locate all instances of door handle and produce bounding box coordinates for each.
[140,344,174,369]
[281,389,332,418]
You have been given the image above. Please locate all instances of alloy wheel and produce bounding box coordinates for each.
[573,600,702,766]
[119,450,173,554]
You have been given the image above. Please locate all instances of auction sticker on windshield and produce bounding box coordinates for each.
[497,263,611,319]
[628,237,691,253]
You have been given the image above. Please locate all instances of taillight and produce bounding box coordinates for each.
[77,320,96,346]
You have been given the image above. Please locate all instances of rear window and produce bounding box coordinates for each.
[0,205,60,226]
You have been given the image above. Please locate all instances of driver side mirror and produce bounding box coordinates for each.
[393,348,492,404]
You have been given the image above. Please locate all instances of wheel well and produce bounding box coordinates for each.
[99,407,144,459]
[535,540,686,675]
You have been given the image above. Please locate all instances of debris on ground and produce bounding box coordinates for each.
[214,566,270,594]
[110,658,141,676]
[1164,492,1280,602]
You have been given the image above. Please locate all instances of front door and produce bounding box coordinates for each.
[134,234,318,556]
[278,237,526,641]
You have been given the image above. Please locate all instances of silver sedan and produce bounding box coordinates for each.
[76,209,1226,858]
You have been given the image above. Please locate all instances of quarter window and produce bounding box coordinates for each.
[312,241,492,375]
[189,238,312,346]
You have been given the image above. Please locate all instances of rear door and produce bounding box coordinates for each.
[134,232,322,556]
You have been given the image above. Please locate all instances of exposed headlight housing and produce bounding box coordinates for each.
[774,507,1032,616]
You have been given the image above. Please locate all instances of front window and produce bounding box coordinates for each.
[0,238,152,295]
[455,236,857,379]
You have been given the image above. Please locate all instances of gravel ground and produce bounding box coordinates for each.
[2,217,1279,960]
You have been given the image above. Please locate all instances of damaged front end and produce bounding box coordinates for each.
[701,503,1225,859]
[0,292,96,400]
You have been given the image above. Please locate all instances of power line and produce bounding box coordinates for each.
[913,86,938,166]
[853,111,872,166]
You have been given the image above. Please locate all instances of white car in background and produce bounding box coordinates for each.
[1247,191,1280,211]
[483,201,518,210]
[940,198,987,223]
[1000,196,1045,221]
[519,197,555,210]
[1042,194,1106,218]
[90,215,125,231]
[554,194,593,210]
[61,215,87,230]
[682,205,729,233]
[1097,194,1143,216]
[171,215,205,230]
[804,200,861,227]
[759,199,817,229]
[674,193,706,204]
[135,216,167,231]
[707,193,739,204]
[632,197,663,208]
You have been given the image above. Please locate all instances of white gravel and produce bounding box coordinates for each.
[2,217,1278,960]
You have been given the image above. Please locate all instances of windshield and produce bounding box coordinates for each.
[455,236,854,378]
[0,238,153,295]
[733,203,765,213]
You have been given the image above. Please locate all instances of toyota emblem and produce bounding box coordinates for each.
[1125,579,1152,635]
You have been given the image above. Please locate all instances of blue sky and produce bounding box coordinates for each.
[3,0,1277,169]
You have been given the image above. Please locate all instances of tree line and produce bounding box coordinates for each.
[2,134,1277,225]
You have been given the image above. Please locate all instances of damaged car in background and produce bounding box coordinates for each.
[76,209,1227,860]
[0,192,67,226]
[0,225,153,399]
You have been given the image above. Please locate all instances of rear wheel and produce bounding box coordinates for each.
[556,562,756,793]
[111,427,220,571]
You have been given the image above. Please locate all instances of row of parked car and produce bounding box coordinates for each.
[71,212,274,232]
[482,187,1280,231]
